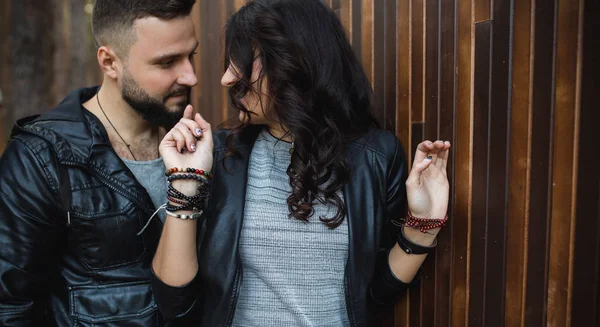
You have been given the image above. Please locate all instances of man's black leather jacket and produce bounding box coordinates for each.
[0,87,165,326]
[152,125,415,326]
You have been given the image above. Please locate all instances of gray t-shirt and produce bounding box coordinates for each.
[122,157,167,223]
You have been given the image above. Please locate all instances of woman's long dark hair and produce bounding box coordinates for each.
[224,0,378,229]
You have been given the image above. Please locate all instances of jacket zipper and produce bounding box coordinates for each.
[62,161,155,216]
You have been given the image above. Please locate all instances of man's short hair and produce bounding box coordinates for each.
[92,0,196,56]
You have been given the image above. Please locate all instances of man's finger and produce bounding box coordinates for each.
[183,105,194,120]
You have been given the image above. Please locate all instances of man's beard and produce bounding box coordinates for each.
[121,70,190,129]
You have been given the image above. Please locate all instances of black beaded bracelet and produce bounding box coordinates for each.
[396,226,437,255]
[167,173,209,183]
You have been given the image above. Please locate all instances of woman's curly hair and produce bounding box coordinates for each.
[224,0,379,229]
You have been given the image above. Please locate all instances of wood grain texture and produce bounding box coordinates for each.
[505,0,534,325]
[469,20,492,327]
[570,1,600,326]
[547,0,583,325]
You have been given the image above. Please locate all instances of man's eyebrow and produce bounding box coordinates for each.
[152,41,199,62]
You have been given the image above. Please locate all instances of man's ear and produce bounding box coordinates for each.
[97,45,121,80]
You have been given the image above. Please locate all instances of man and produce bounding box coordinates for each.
[0,0,198,325]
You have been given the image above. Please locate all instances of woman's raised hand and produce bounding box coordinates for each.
[159,105,214,174]
[405,140,451,221]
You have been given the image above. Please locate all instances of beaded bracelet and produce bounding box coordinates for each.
[167,173,209,183]
[165,167,213,180]
[403,211,449,233]
[167,183,210,202]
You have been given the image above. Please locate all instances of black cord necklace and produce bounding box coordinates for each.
[96,90,139,161]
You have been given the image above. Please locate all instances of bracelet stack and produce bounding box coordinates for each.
[164,167,211,220]
[395,211,448,255]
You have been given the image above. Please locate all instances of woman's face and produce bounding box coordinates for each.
[220,57,270,125]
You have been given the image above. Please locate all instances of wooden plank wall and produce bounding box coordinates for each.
[190,1,599,326]
[0,0,598,325]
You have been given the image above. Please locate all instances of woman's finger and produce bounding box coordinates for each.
[406,156,434,187]
[440,141,451,173]
[194,113,213,145]
[428,140,444,165]
[170,129,187,153]
[178,118,203,138]
[173,122,198,152]
[412,141,434,168]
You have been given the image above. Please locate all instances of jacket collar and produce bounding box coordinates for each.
[13,86,109,165]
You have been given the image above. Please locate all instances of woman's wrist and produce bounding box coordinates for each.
[170,180,203,197]
[402,225,439,246]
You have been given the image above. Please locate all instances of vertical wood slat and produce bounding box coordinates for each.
[547,0,584,325]
[451,0,474,325]
[361,0,374,88]
[420,1,440,326]
[484,0,512,325]
[395,0,411,164]
[409,122,424,327]
[571,1,600,325]
[505,0,534,325]
[469,20,492,327]
[372,0,385,128]
[525,0,557,325]
[474,0,491,22]
[436,0,456,324]
[340,0,353,43]
[395,0,412,324]
[410,0,424,123]
[382,0,396,132]
[190,1,202,116]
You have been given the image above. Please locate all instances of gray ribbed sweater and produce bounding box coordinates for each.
[231,129,350,327]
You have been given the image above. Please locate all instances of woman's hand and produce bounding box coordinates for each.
[405,140,451,228]
[160,105,214,179]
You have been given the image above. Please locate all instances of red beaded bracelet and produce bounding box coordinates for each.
[404,211,448,233]
[165,167,213,180]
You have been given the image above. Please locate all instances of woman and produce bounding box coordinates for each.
[151,0,450,326]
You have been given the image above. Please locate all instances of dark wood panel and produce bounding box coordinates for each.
[524,0,557,325]
[411,0,424,123]
[409,122,424,326]
[423,0,439,140]
[190,2,202,116]
[451,0,473,324]
[469,19,492,327]
[435,0,456,325]
[421,8,440,324]
[571,0,600,325]
[483,0,512,325]
[505,0,533,325]
[547,0,583,324]
[382,0,396,132]
[372,0,385,127]
[396,0,411,162]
